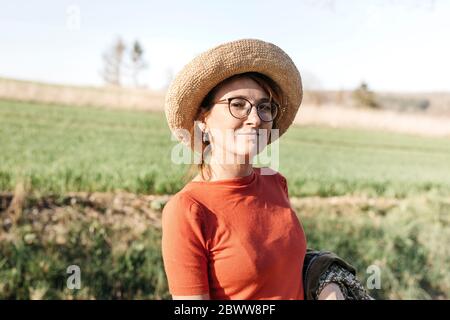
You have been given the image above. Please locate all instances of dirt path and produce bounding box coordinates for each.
[1,191,406,229]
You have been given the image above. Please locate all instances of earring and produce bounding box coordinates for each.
[202,131,210,143]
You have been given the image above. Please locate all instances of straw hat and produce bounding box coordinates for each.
[164,38,302,149]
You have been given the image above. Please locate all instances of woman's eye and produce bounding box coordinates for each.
[231,101,246,108]
[259,103,272,112]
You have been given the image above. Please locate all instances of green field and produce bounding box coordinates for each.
[1,100,450,197]
[1,99,449,300]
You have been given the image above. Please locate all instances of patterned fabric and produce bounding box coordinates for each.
[316,263,374,300]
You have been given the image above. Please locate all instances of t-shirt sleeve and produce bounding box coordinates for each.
[278,173,289,197]
[161,193,210,296]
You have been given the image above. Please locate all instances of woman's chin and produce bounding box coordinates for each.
[234,145,264,160]
[212,143,267,164]
[233,135,268,154]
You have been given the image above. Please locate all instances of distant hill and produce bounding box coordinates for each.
[0,77,165,111]
[1,77,450,114]
[1,77,450,137]
[303,89,450,115]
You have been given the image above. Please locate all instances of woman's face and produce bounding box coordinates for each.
[202,77,274,163]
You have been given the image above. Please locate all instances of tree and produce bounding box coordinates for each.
[130,40,148,88]
[101,37,126,87]
[352,82,380,109]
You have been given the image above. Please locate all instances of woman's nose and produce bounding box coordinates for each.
[245,105,262,126]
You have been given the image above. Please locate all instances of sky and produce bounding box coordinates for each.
[0,0,449,92]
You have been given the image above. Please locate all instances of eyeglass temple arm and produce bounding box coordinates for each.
[214,98,230,104]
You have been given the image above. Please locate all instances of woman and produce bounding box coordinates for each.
[162,39,368,300]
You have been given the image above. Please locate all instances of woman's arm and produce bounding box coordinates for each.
[317,283,345,300]
[303,249,373,300]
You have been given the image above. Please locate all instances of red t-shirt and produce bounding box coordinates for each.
[161,167,307,299]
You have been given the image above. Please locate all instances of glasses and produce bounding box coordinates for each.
[214,97,279,122]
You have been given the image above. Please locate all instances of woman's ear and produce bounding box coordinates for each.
[197,105,213,132]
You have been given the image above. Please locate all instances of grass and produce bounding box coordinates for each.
[1,99,450,197]
[1,193,448,299]
[1,99,449,299]
[299,195,450,299]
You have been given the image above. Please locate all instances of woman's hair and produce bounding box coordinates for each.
[183,72,284,183]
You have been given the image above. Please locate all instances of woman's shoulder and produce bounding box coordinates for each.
[256,167,288,195]
[256,167,286,181]
[162,190,206,220]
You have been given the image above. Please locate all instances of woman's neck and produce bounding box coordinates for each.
[194,152,254,182]
[208,163,254,181]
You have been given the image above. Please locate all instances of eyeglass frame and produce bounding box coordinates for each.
[213,96,280,122]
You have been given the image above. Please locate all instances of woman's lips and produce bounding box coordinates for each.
[235,131,259,136]
[235,132,259,144]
